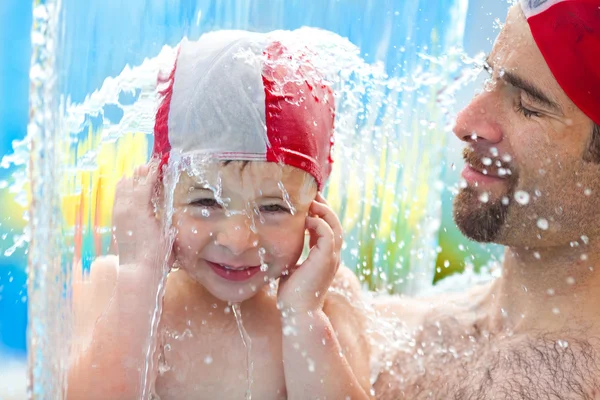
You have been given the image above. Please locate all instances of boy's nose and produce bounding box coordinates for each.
[215,215,258,256]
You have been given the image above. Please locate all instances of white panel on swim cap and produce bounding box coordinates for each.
[168,31,269,159]
[520,0,565,18]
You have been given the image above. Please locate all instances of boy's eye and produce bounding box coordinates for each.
[259,204,289,213]
[191,198,220,208]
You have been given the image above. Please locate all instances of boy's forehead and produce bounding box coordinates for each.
[177,161,311,193]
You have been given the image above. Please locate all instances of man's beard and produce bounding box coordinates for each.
[453,187,510,243]
[453,147,517,243]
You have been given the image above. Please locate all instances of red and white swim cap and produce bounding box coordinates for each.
[153,30,336,190]
[520,0,600,125]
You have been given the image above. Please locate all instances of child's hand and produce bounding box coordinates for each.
[277,193,343,313]
[112,161,168,266]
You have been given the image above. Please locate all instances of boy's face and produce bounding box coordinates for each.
[171,161,316,303]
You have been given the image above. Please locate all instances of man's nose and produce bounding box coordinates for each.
[215,214,258,256]
[453,90,503,145]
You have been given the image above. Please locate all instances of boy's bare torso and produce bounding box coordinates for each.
[155,269,367,400]
[155,271,287,400]
[372,286,600,400]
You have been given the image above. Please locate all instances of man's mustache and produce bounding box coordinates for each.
[462,147,516,180]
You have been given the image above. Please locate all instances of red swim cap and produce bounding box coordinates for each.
[152,31,335,190]
[520,0,600,125]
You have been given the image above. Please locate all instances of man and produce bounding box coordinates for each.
[373,1,600,398]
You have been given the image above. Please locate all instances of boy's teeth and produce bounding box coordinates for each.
[222,265,245,271]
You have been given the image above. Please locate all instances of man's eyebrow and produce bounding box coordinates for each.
[485,56,562,113]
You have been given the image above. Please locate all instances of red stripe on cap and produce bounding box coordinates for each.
[262,41,335,191]
[526,0,600,125]
[152,48,180,171]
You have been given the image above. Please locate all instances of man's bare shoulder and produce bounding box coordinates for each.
[372,281,492,330]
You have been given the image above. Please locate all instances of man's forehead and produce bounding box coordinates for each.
[489,5,570,107]
[491,6,540,69]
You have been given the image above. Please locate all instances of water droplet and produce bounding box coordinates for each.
[478,192,489,203]
[566,277,575,285]
[126,230,133,236]
[547,288,555,296]
[581,235,589,245]
[514,191,530,205]
[260,264,269,272]
[201,209,210,217]
[557,339,569,348]
[536,218,549,230]
[533,251,541,259]
[204,355,213,365]
[552,307,560,315]
[501,196,510,206]
[584,188,592,196]
[482,157,492,166]
[282,325,297,337]
[307,358,315,373]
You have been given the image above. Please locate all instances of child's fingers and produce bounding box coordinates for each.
[309,200,343,252]
[305,216,334,254]
[315,192,328,205]
[302,216,337,283]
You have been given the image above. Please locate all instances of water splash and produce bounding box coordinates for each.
[232,303,254,400]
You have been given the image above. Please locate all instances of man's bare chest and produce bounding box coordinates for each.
[374,334,600,400]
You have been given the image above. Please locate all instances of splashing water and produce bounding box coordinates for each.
[232,303,254,400]
[4,0,480,397]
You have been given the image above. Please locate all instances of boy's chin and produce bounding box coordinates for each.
[204,279,269,304]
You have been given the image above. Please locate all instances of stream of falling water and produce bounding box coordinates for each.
[232,303,254,400]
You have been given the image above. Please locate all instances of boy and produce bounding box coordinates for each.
[67,30,371,399]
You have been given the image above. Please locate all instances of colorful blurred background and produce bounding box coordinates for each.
[0,0,508,397]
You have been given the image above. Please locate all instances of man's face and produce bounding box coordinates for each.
[452,5,600,248]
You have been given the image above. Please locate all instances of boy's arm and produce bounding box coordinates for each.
[67,163,167,400]
[323,266,372,393]
[67,257,164,400]
[281,308,371,400]
[278,196,371,400]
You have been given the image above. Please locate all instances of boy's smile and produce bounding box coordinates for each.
[205,260,262,282]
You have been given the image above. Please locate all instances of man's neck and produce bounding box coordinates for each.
[487,239,600,335]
